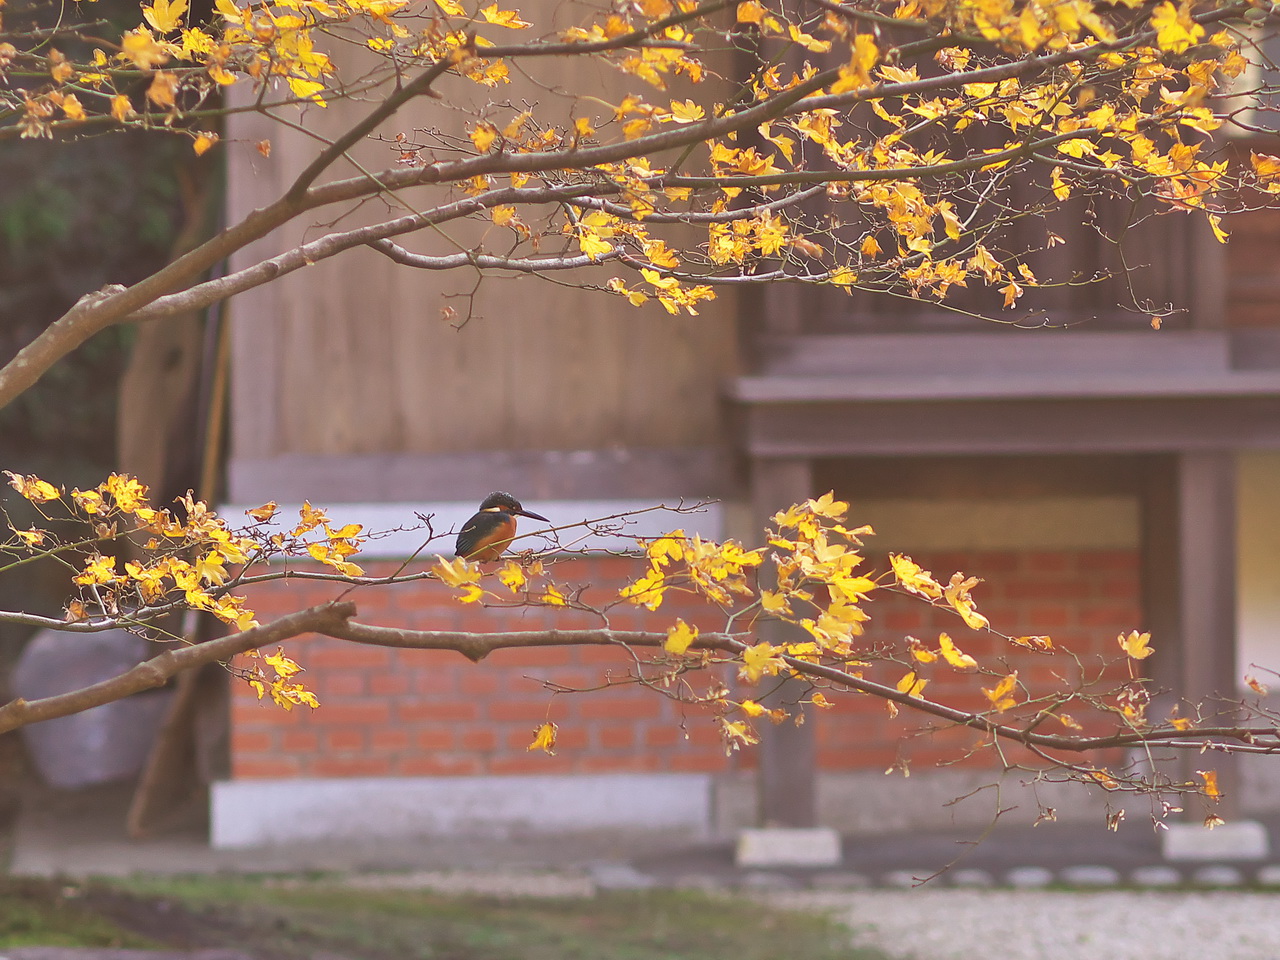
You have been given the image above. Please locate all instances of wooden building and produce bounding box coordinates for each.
[209,57,1280,847]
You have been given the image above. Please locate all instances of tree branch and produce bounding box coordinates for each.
[0,602,355,734]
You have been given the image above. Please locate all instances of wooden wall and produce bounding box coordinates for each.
[225,37,737,466]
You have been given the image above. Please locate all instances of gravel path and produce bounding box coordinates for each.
[780,889,1280,960]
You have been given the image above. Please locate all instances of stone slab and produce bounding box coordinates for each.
[1161,820,1271,861]
[735,827,841,868]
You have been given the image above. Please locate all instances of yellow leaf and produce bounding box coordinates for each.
[721,718,760,750]
[246,501,278,522]
[577,227,613,260]
[4,471,60,503]
[111,95,133,122]
[665,618,698,655]
[944,573,989,631]
[982,671,1018,711]
[1118,630,1154,660]
[143,0,188,34]
[435,0,465,12]
[498,560,526,593]
[1090,768,1119,790]
[896,670,928,698]
[740,699,767,717]
[192,131,219,155]
[433,555,484,603]
[667,99,704,123]
[1197,769,1221,799]
[889,553,942,599]
[806,491,848,519]
[809,691,834,709]
[1051,166,1070,201]
[1150,0,1203,54]
[788,23,831,53]
[61,94,85,121]
[938,632,977,670]
[541,585,567,606]
[736,0,765,22]
[1010,634,1054,652]
[1247,675,1270,696]
[491,205,518,226]
[480,3,531,28]
[1207,213,1228,244]
[147,72,180,109]
[909,640,938,664]
[470,121,499,152]
[760,589,791,614]
[13,528,45,547]
[527,721,558,754]
[739,640,784,684]
[1057,713,1083,731]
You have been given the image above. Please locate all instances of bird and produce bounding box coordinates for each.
[454,491,550,562]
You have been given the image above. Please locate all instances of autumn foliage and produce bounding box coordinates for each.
[5,0,1280,822]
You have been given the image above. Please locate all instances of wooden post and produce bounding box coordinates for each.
[751,457,816,827]
[1175,451,1240,816]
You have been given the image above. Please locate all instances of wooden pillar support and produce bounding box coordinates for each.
[1176,452,1240,815]
[751,457,816,828]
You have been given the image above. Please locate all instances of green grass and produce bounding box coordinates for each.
[105,875,889,960]
[0,879,160,948]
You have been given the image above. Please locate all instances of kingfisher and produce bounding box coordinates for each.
[455,491,550,562]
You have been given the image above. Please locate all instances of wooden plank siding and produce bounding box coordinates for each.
[225,43,738,471]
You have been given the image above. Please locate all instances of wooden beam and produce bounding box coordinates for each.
[751,457,817,828]
[227,446,738,504]
[742,396,1280,457]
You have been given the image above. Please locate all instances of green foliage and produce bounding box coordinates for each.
[0,879,160,948]
[111,876,884,960]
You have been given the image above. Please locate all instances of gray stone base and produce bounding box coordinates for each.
[735,827,841,867]
[1161,820,1271,861]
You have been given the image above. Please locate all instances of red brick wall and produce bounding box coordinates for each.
[815,548,1141,772]
[230,549,1141,780]
[231,556,734,780]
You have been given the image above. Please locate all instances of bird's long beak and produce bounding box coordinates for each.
[517,509,550,523]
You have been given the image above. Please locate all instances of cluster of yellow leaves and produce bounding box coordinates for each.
[5,472,260,630]
[246,647,320,711]
[889,554,991,633]
[619,531,763,610]
[433,554,558,606]
[286,501,366,577]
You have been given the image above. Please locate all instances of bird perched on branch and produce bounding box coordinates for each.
[455,491,549,562]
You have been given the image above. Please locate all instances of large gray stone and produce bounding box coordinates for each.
[11,628,174,789]
[735,827,842,867]
[1161,820,1271,861]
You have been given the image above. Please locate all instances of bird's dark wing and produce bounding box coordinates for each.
[456,512,513,559]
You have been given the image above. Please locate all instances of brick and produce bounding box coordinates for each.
[397,756,482,776]
[574,696,659,720]
[307,645,393,669]
[1022,551,1071,573]
[233,758,301,778]
[311,756,395,777]
[398,701,479,723]
[460,728,497,751]
[324,728,366,751]
[231,731,275,754]
[368,672,411,696]
[597,724,638,750]
[312,700,391,727]
[415,727,456,751]
[280,730,320,753]
[370,728,412,752]
[319,672,368,697]
[488,699,560,723]
[487,755,571,775]
[1003,580,1092,601]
